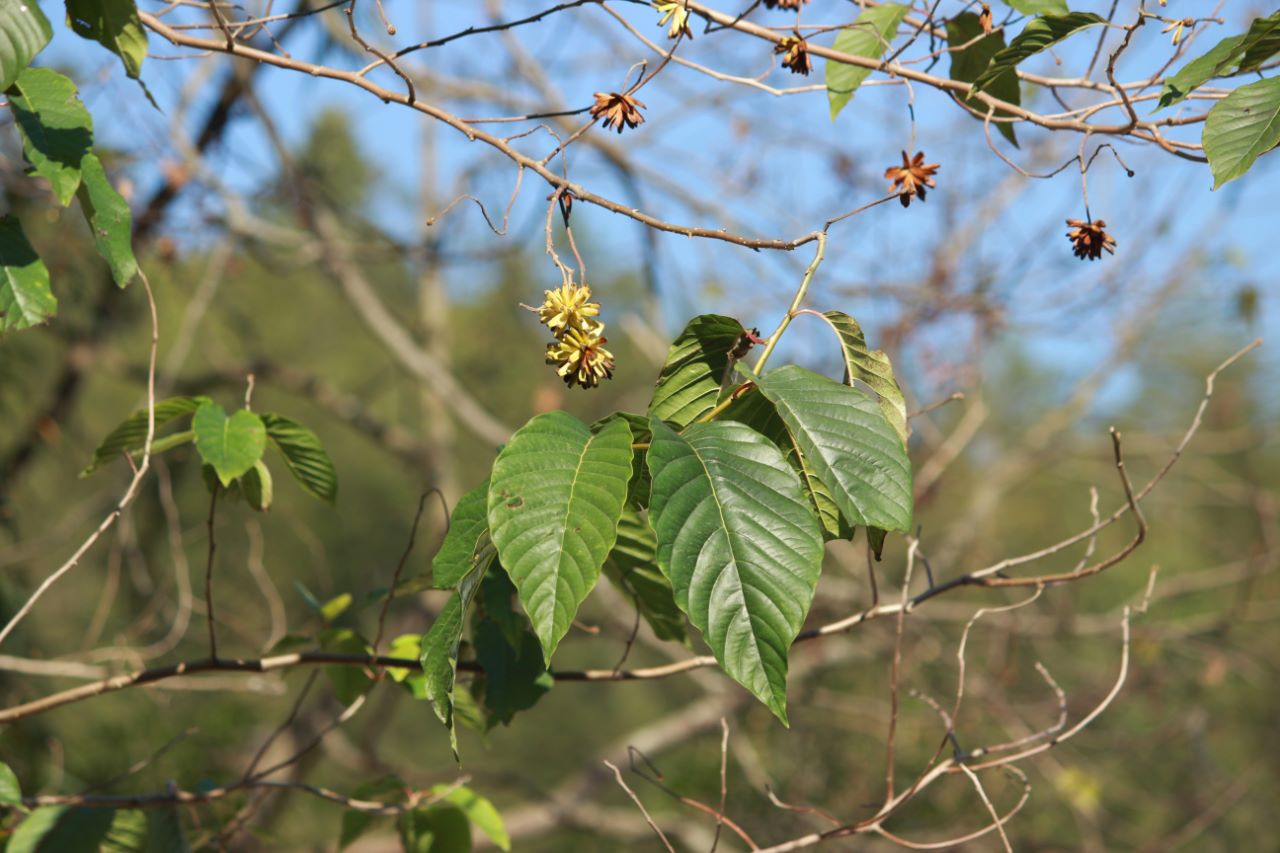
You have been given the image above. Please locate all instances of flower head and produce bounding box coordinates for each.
[884,150,940,207]
[979,3,993,35]
[763,0,809,9]
[1065,219,1117,261]
[537,282,601,336]
[654,1,693,39]
[774,36,812,76]
[591,92,647,134]
[547,326,616,389]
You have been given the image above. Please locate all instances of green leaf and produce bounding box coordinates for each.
[647,314,747,429]
[826,3,909,119]
[476,569,526,649]
[319,628,372,706]
[594,411,652,506]
[646,417,823,723]
[399,805,471,853]
[1238,12,1280,74]
[260,413,338,502]
[0,760,21,807]
[602,507,690,645]
[472,577,553,727]
[749,365,913,533]
[99,809,145,853]
[432,477,490,589]
[0,0,52,92]
[65,0,148,78]
[83,397,207,475]
[321,592,352,622]
[947,12,1019,146]
[1203,76,1280,189]
[1155,34,1247,111]
[6,67,94,207]
[0,214,54,333]
[428,784,509,851]
[1002,0,1068,14]
[339,777,404,850]
[77,153,137,286]
[138,809,190,853]
[818,311,909,447]
[422,555,489,761]
[9,807,114,853]
[487,412,632,662]
[243,460,273,512]
[193,402,266,487]
[386,634,424,684]
[972,13,1105,93]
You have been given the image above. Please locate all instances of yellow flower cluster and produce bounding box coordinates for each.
[537,283,615,389]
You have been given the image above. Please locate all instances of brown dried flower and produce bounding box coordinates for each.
[547,325,616,389]
[884,150,940,207]
[1065,219,1117,261]
[774,36,812,76]
[591,92,646,134]
[979,3,993,35]
[763,0,809,9]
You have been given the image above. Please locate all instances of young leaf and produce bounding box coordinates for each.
[0,214,55,333]
[647,314,747,429]
[1002,0,1068,13]
[1203,76,1280,189]
[77,153,137,286]
[421,555,490,760]
[972,13,1105,93]
[748,365,914,533]
[826,3,909,119]
[0,0,52,92]
[818,311,909,446]
[0,760,21,807]
[432,477,490,589]
[192,402,266,487]
[1155,34,1246,111]
[646,418,823,723]
[65,0,148,79]
[428,784,510,851]
[602,506,690,645]
[487,412,632,662]
[398,805,471,853]
[261,413,337,502]
[7,67,94,207]
[242,460,273,512]
[83,396,207,475]
[947,12,1020,147]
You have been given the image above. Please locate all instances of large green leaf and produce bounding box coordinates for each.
[647,314,747,429]
[1002,0,1068,13]
[487,412,632,662]
[947,12,1019,146]
[972,12,1105,93]
[602,507,689,644]
[1155,34,1247,111]
[432,477,490,589]
[646,418,823,723]
[7,67,93,207]
[750,365,913,533]
[0,214,54,333]
[65,0,148,79]
[428,784,509,851]
[826,3,909,119]
[261,413,337,502]
[818,311,908,447]
[83,396,208,475]
[1203,76,1280,189]
[0,0,52,92]
[77,153,137,286]
[421,555,489,761]
[193,402,267,487]
[1238,12,1280,74]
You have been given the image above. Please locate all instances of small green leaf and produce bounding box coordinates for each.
[0,760,21,807]
[6,67,94,207]
[0,214,54,333]
[487,412,632,662]
[0,0,52,92]
[261,413,337,502]
[1203,76,1280,188]
[9,807,114,853]
[1156,35,1246,111]
[646,417,823,723]
[422,556,489,760]
[602,507,689,644]
[320,627,372,706]
[1237,12,1280,74]
[192,402,266,487]
[826,3,909,119]
[321,592,353,622]
[65,0,148,78]
[818,311,909,447]
[1002,0,1068,14]
[243,460,273,512]
[432,477,490,589]
[428,784,509,851]
[947,12,1019,146]
[399,805,471,853]
[385,634,423,684]
[647,314,747,429]
[972,13,1105,94]
[83,397,207,475]
[77,153,137,286]
[100,809,144,852]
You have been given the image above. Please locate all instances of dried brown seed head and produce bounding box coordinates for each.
[884,150,940,207]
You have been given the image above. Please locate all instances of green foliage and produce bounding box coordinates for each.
[1156,13,1279,111]
[818,311,909,446]
[1002,0,1068,14]
[65,0,148,79]
[192,401,267,487]
[0,760,21,807]
[398,804,471,853]
[471,572,554,727]
[1203,76,1280,188]
[486,412,632,662]
[646,417,823,723]
[421,555,489,760]
[1237,11,1280,74]
[9,806,114,853]
[242,460,274,511]
[947,12,1020,147]
[647,314,746,429]
[972,12,1105,93]
[0,0,52,92]
[83,396,208,474]
[7,68,94,207]
[826,3,909,119]
[431,477,490,589]
[602,506,689,644]
[428,784,509,851]
[320,627,373,706]
[260,413,338,503]
[0,215,54,333]
[77,153,138,286]
[339,777,404,849]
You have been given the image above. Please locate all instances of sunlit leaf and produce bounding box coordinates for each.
[1203,76,1280,188]
[826,4,909,119]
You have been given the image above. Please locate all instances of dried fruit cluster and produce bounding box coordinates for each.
[537,283,616,388]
